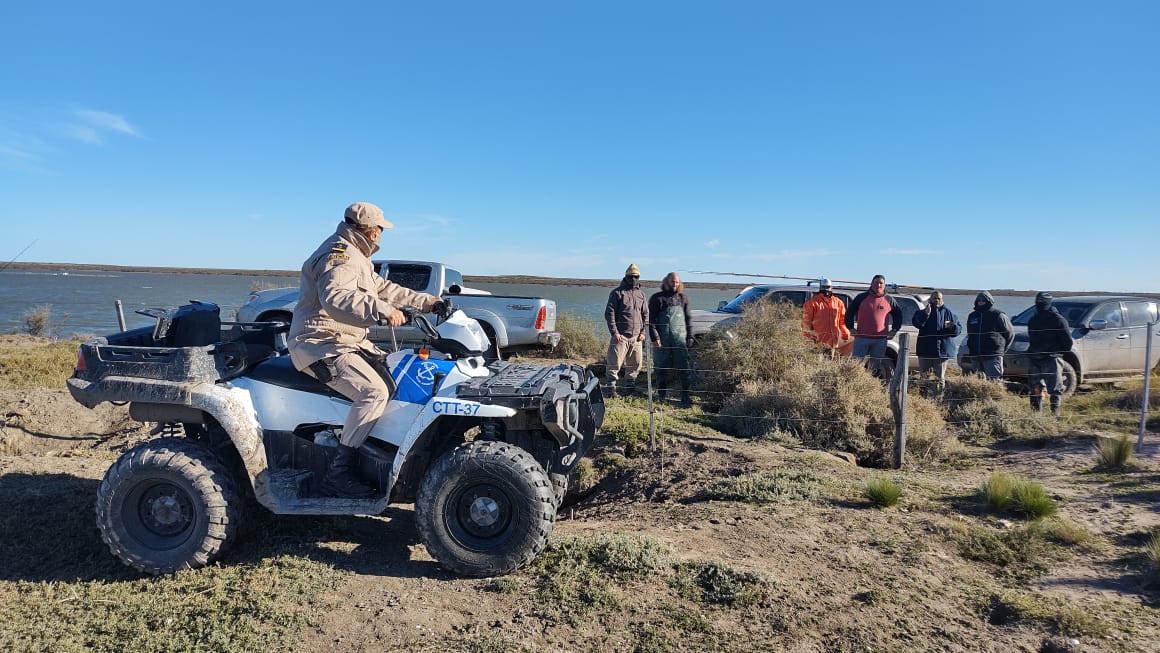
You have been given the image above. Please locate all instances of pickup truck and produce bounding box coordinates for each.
[237,260,560,358]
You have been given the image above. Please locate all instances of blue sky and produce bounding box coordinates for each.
[1,1,1157,292]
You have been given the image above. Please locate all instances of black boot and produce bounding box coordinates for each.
[1030,396,1042,413]
[679,390,692,408]
[322,445,375,498]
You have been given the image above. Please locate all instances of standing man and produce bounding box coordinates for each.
[911,291,961,393]
[964,291,1015,381]
[604,263,648,398]
[288,202,444,498]
[845,274,902,380]
[649,271,694,407]
[801,277,852,359]
[1026,291,1074,415]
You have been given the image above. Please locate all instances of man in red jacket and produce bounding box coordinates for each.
[844,274,902,381]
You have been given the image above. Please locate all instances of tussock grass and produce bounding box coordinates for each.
[864,477,902,508]
[699,469,827,504]
[1095,435,1134,469]
[600,406,652,457]
[0,338,84,389]
[544,312,606,360]
[1146,532,1160,577]
[1029,518,1096,550]
[698,303,958,468]
[980,472,1056,519]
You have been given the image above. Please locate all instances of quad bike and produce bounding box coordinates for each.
[67,300,603,577]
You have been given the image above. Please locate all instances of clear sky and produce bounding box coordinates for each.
[1,1,1157,292]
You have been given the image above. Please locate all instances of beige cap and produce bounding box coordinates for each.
[625,263,641,277]
[344,202,394,230]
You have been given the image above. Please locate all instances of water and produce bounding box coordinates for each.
[0,268,1031,343]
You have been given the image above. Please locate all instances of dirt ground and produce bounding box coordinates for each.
[3,381,1160,651]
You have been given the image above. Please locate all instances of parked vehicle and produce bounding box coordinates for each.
[958,295,1160,397]
[690,283,930,373]
[67,300,603,577]
[237,260,560,359]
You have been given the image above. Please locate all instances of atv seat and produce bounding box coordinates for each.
[247,356,348,399]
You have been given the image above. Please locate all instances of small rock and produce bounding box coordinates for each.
[709,518,722,525]
[997,519,1016,529]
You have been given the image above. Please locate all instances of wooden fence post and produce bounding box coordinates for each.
[890,333,911,469]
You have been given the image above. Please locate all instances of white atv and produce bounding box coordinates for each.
[67,300,603,577]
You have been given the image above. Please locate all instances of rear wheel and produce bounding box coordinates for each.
[96,438,241,574]
[1059,360,1078,398]
[415,441,554,576]
[480,323,501,363]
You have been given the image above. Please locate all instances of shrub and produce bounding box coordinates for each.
[981,472,1015,512]
[1095,434,1134,469]
[945,382,1054,443]
[699,469,826,504]
[600,406,652,457]
[1146,531,1160,577]
[22,305,52,337]
[699,303,958,467]
[673,561,767,607]
[955,524,1042,567]
[546,312,606,360]
[864,477,902,508]
[1028,518,1095,549]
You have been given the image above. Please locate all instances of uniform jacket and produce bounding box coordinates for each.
[605,276,648,339]
[911,304,962,359]
[648,289,692,345]
[965,291,1015,356]
[1027,306,1074,360]
[801,292,851,348]
[288,222,440,370]
[845,290,902,338]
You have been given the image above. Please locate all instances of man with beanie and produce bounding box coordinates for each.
[604,263,648,398]
[964,291,1015,380]
[845,274,903,380]
[1026,291,1074,415]
[802,277,852,359]
[911,291,961,393]
[288,202,444,498]
[649,271,694,407]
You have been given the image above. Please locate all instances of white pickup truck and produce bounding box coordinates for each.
[236,260,560,358]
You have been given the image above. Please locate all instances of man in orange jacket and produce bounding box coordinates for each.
[801,278,852,358]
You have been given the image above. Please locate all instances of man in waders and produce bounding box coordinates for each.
[648,271,694,407]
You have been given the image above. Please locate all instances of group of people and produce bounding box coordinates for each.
[281,202,1075,498]
[800,276,1074,414]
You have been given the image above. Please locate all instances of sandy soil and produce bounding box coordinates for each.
[3,373,1160,651]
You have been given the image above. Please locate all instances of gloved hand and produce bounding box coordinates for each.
[432,300,448,318]
[686,336,695,348]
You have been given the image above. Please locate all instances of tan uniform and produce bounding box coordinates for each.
[288,222,439,447]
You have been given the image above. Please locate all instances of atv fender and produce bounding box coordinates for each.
[387,400,517,494]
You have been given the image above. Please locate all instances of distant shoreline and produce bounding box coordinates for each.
[4,262,1152,297]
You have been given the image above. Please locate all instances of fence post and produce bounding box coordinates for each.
[1138,317,1157,453]
[890,333,911,469]
[114,300,127,331]
[646,339,656,449]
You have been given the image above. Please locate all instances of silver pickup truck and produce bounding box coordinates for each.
[237,259,560,358]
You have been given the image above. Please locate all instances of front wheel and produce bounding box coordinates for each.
[96,438,242,574]
[415,441,555,577]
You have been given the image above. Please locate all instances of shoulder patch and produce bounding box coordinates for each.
[331,243,348,253]
[327,251,350,264]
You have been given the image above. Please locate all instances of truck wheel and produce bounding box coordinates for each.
[96,438,241,575]
[416,440,555,577]
[480,324,501,363]
[1060,360,1078,398]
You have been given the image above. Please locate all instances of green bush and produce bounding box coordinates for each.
[981,472,1016,512]
[1095,434,1134,469]
[864,477,902,508]
[1146,531,1160,577]
[699,469,826,504]
[600,406,653,457]
[546,312,606,360]
[672,561,767,608]
[1028,517,1094,549]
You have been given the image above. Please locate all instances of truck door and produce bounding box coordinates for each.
[1083,301,1132,378]
[1125,300,1160,374]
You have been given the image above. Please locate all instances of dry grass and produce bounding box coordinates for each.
[545,312,606,360]
[1095,434,1135,469]
[0,337,83,390]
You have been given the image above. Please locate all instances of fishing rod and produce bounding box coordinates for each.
[684,269,935,291]
[0,240,37,273]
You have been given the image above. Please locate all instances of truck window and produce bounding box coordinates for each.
[1125,300,1159,327]
[386,264,432,292]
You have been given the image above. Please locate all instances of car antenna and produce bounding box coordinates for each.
[684,269,934,291]
[0,240,37,273]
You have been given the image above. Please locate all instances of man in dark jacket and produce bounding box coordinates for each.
[911,290,961,393]
[604,263,648,398]
[649,272,694,407]
[845,274,903,380]
[1026,291,1074,415]
[965,291,1015,380]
